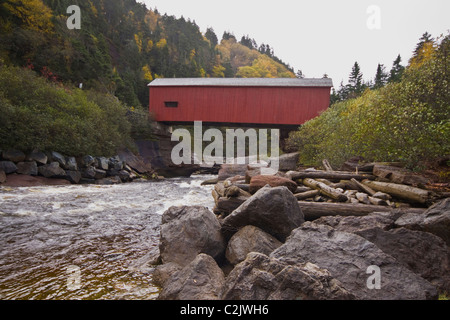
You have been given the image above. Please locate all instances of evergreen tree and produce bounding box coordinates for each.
[296,69,305,78]
[389,54,405,83]
[205,27,218,48]
[373,63,388,89]
[348,61,364,97]
[409,32,434,65]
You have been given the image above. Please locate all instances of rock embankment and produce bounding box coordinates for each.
[150,155,449,300]
[0,148,156,187]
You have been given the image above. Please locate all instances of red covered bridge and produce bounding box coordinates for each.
[148,78,333,128]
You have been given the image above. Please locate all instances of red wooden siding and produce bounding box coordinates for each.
[149,84,331,126]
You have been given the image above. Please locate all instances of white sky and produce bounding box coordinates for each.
[138,0,449,87]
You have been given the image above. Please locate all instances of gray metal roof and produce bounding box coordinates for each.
[148,78,333,87]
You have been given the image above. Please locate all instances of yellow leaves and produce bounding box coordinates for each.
[189,49,196,61]
[144,10,159,31]
[89,0,98,17]
[212,65,226,78]
[156,38,167,49]
[142,65,153,81]
[2,0,53,33]
[236,55,295,78]
[134,33,143,53]
[409,42,436,69]
[146,40,153,53]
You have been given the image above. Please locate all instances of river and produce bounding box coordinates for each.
[0,175,215,300]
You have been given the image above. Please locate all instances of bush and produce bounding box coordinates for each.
[287,37,449,169]
[0,65,135,156]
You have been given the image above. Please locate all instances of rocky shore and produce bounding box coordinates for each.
[150,154,450,300]
[0,148,157,187]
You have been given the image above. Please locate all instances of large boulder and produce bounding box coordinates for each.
[16,161,38,176]
[249,175,298,194]
[218,164,248,181]
[270,152,299,172]
[26,150,47,165]
[226,225,282,265]
[220,252,354,300]
[37,162,66,178]
[64,157,78,171]
[158,254,225,300]
[48,151,66,168]
[357,227,450,293]
[0,161,17,174]
[2,149,26,163]
[271,222,438,300]
[222,186,304,242]
[395,198,450,245]
[159,206,226,267]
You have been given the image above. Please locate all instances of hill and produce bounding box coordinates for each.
[0,0,295,109]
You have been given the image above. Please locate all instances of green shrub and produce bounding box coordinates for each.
[287,37,449,169]
[0,65,135,156]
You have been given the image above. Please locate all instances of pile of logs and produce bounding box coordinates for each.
[210,160,447,221]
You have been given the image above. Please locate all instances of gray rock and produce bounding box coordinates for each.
[81,167,96,179]
[96,157,109,170]
[64,157,78,171]
[222,186,304,242]
[48,151,66,167]
[395,198,450,245]
[226,225,282,265]
[26,150,47,165]
[80,155,95,168]
[313,213,395,233]
[270,152,299,171]
[2,149,26,163]
[220,252,354,300]
[271,222,438,300]
[93,168,106,180]
[38,162,66,178]
[65,170,81,184]
[109,156,124,170]
[0,161,18,174]
[118,170,131,182]
[158,254,225,300]
[357,227,450,293]
[159,206,226,267]
[152,262,182,287]
[16,161,38,176]
[95,176,122,185]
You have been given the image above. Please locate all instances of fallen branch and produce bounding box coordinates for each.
[294,190,320,200]
[362,180,430,204]
[289,170,375,182]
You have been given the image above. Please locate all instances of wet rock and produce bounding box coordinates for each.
[152,262,182,287]
[221,252,354,300]
[16,161,38,176]
[159,206,226,267]
[395,198,450,245]
[249,175,298,194]
[0,161,18,174]
[226,225,282,265]
[118,148,153,174]
[158,254,225,300]
[2,149,26,163]
[65,170,81,184]
[222,186,304,242]
[118,170,131,182]
[38,162,66,178]
[271,222,438,300]
[95,176,122,185]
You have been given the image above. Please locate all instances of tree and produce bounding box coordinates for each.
[373,63,388,89]
[388,54,405,83]
[409,32,435,66]
[205,27,218,48]
[296,69,305,78]
[240,35,257,50]
[348,61,364,97]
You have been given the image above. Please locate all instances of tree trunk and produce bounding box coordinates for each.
[294,190,320,200]
[289,170,375,181]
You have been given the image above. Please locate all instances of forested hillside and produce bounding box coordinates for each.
[0,0,294,109]
[287,34,449,173]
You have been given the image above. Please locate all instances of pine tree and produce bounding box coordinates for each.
[409,32,434,65]
[388,54,405,83]
[348,62,364,97]
[205,27,218,48]
[373,63,388,89]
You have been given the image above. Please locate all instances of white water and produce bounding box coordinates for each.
[0,175,215,300]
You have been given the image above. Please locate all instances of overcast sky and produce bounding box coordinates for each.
[138,0,449,87]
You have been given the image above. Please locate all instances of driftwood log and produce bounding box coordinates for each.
[362,180,430,204]
[288,170,376,182]
[294,190,320,200]
[302,178,348,202]
[298,201,426,221]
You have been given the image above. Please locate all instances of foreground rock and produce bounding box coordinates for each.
[395,198,450,245]
[222,186,304,241]
[159,206,226,267]
[221,252,354,300]
[271,222,438,300]
[158,254,225,300]
[225,225,282,265]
